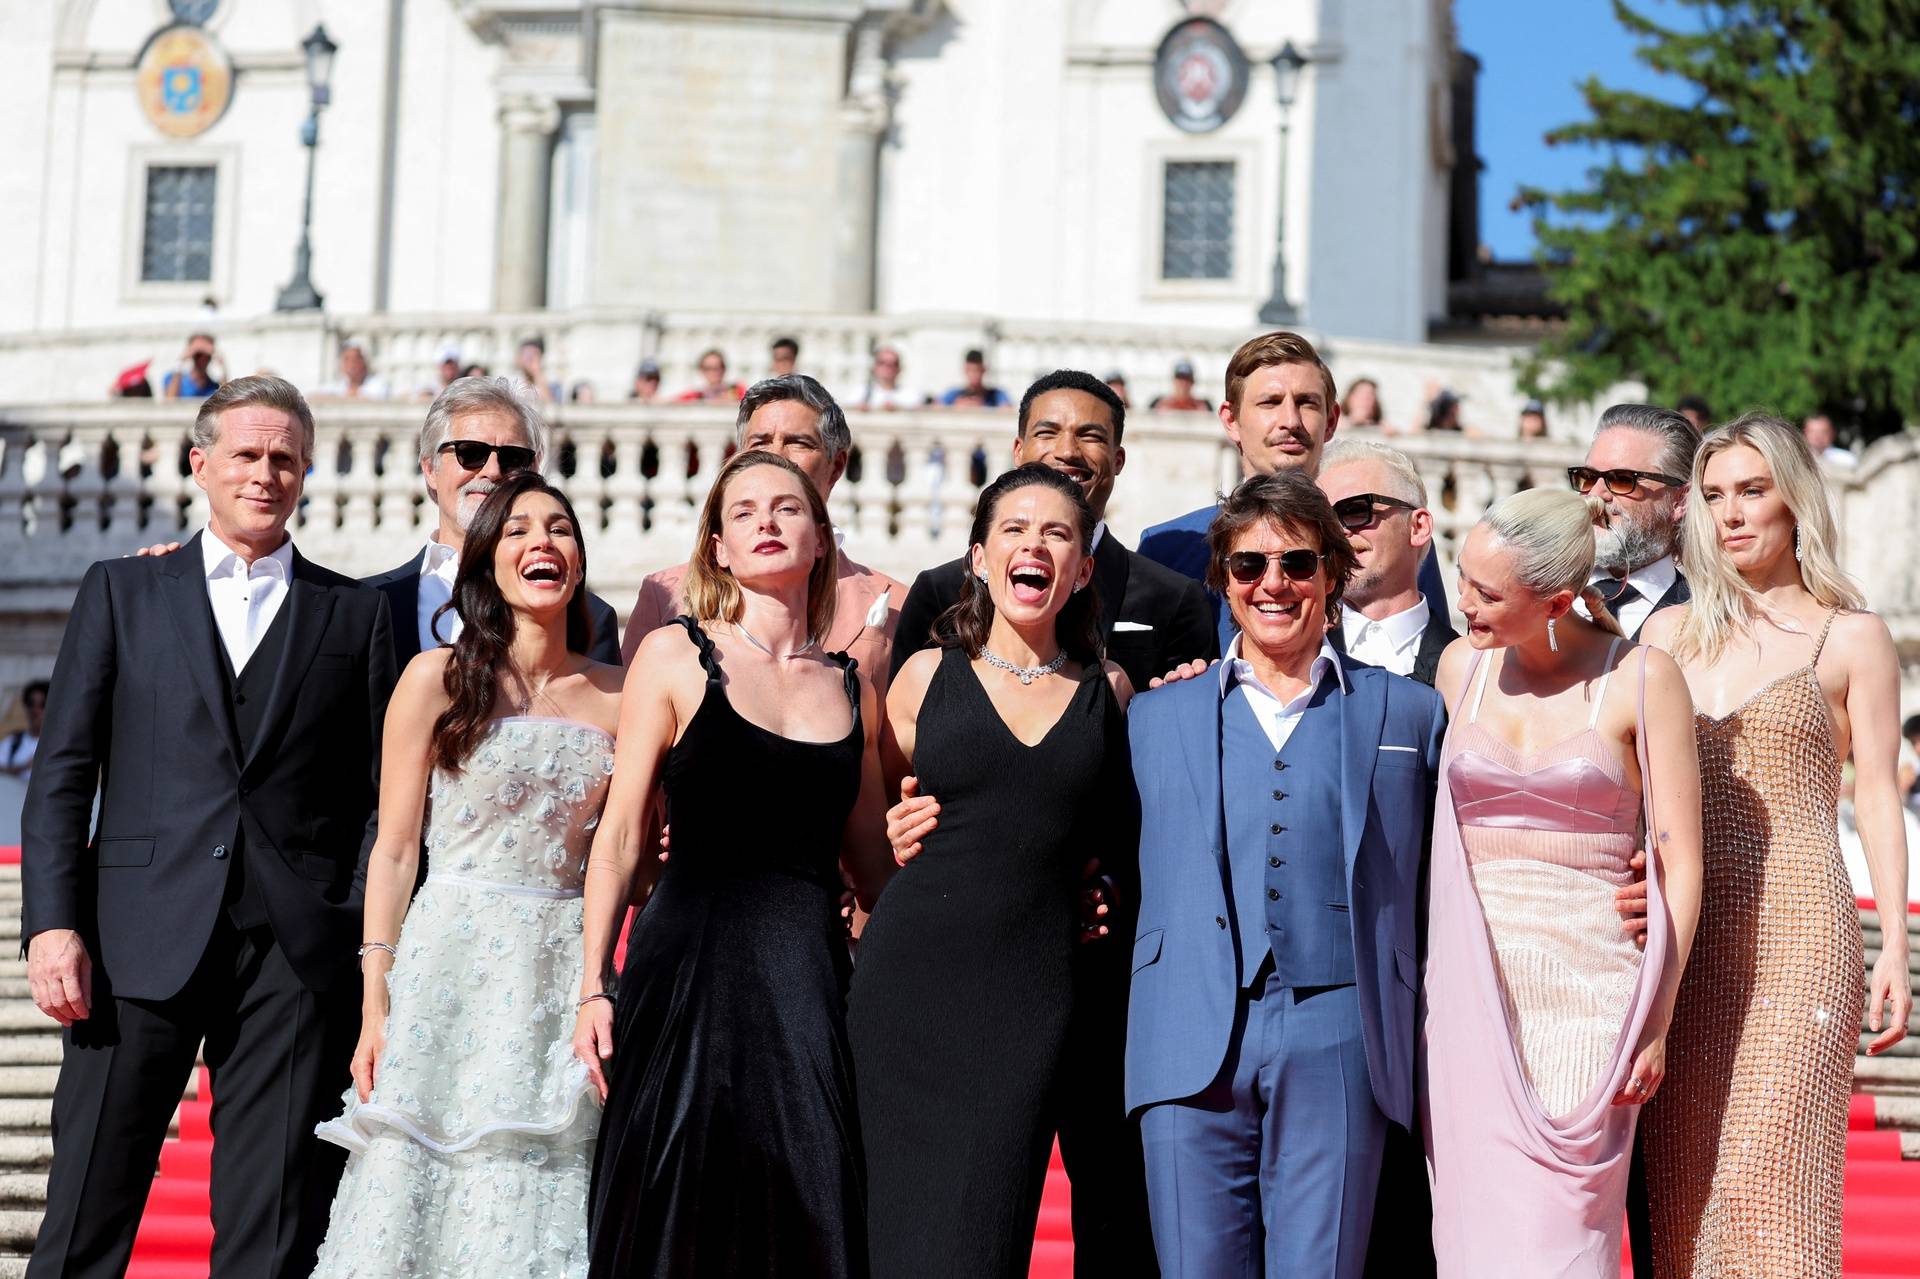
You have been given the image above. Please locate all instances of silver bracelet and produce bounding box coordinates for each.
[357,941,398,962]
[576,992,614,1011]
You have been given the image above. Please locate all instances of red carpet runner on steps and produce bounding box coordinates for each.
[107,1084,1920,1276]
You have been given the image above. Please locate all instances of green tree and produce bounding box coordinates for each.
[1519,0,1920,442]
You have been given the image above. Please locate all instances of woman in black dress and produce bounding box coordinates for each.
[848,463,1137,1278]
[573,450,889,1277]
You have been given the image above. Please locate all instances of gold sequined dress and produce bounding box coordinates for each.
[1643,610,1860,1278]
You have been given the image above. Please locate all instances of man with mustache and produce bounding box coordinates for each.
[1569,403,1701,642]
[887,369,1215,1278]
[363,377,623,670]
[1138,332,1449,651]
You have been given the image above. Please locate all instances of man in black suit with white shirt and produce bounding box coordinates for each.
[362,376,621,672]
[1572,403,1701,642]
[22,376,396,1277]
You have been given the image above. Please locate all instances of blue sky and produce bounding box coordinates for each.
[1455,0,1701,260]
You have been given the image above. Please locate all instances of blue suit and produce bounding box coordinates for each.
[1125,652,1444,1278]
[1138,502,1453,653]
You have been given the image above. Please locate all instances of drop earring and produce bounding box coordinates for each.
[1547,617,1559,652]
[1794,525,1803,563]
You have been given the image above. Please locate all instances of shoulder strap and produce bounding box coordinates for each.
[1467,648,1496,723]
[1810,607,1840,666]
[673,616,720,681]
[1588,636,1626,729]
[830,651,862,719]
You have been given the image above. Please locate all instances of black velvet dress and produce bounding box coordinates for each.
[588,618,865,1277]
[847,646,1136,1279]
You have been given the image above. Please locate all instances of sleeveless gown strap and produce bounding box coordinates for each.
[827,651,861,721]
[671,615,721,681]
[1809,607,1841,666]
[1588,636,1626,730]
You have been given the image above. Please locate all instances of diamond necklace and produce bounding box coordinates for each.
[980,646,1068,686]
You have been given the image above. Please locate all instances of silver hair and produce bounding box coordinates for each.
[418,376,549,471]
[1318,438,1428,507]
[734,374,851,464]
[192,374,316,464]
[1594,403,1702,482]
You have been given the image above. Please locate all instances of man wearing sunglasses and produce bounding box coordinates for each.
[1569,403,1702,641]
[362,377,623,671]
[1126,470,1446,1278]
[1138,331,1450,651]
[1317,439,1458,689]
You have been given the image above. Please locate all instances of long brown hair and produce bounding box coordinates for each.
[682,450,839,646]
[931,463,1102,663]
[431,472,594,772]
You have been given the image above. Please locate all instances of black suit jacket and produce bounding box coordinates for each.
[1329,609,1460,690]
[1631,569,1691,640]
[889,533,1218,692]
[21,535,397,1001]
[363,548,623,671]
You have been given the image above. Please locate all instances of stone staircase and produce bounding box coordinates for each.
[0,866,1912,1274]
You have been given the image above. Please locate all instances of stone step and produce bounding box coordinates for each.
[1859,1032,1920,1058]
[0,1007,59,1035]
[0,1175,45,1210]
[0,983,28,1000]
[0,1255,25,1278]
[0,1138,51,1171]
[1857,1052,1920,1097]
[0,1040,60,1068]
[0,1213,34,1253]
[0,1068,57,1099]
[0,1102,49,1134]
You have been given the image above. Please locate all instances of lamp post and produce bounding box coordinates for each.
[275,24,337,312]
[1257,39,1310,326]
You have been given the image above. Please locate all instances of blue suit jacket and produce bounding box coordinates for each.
[1139,502,1454,653]
[1123,655,1445,1129]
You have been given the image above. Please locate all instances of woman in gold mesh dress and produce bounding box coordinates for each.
[1639,413,1911,1277]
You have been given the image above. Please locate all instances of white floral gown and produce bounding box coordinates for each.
[312,717,613,1279]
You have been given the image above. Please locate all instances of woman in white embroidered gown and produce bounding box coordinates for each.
[311,473,623,1277]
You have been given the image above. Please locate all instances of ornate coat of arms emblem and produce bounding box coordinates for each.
[137,25,233,139]
[1153,18,1250,134]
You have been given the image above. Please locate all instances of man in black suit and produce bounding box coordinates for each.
[1573,403,1702,644]
[890,369,1216,692]
[1316,439,1459,688]
[889,369,1212,1279]
[363,376,621,672]
[22,376,397,1278]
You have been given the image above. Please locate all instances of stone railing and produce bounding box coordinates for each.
[1,399,1916,697]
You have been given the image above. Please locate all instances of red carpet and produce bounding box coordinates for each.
[126,1066,212,1279]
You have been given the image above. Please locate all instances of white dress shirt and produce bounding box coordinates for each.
[1217,634,1348,752]
[201,527,294,673]
[1581,553,1677,638]
[417,537,462,650]
[1340,599,1429,677]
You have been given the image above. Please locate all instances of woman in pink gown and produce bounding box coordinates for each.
[1423,488,1702,1277]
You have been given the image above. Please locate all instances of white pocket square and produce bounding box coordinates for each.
[1378,745,1419,753]
[1111,621,1154,632]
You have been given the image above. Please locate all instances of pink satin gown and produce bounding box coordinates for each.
[1422,641,1673,1277]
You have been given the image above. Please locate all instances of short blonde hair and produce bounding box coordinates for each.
[1673,413,1862,664]
[683,450,838,646]
[1478,488,1623,637]
[1319,438,1427,507]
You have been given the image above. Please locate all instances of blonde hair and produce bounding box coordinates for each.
[1673,413,1863,664]
[1478,487,1624,637]
[1319,437,1428,507]
[683,450,839,646]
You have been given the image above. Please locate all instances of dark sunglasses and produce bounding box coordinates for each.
[1331,493,1417,532]
[1225,549,1325,584]
[1567,466,1686,496]
[439,440,536,473]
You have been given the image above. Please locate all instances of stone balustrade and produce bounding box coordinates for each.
[2,399,1917,704]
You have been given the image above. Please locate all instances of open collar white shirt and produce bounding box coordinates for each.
[417,536,462,651]
[1582,553,1676,638]
[1340,599,1429,677]
[1218,633,1348,753]
[201,526,294,673]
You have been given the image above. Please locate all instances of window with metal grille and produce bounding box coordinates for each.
[141,165,216,283]
[1161,161,1235,281]
[169,0,221,25]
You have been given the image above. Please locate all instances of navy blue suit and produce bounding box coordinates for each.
[1138,502,1453,652]
[1125,651,1444,1277]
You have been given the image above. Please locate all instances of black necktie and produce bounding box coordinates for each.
[1592,578,1639,619]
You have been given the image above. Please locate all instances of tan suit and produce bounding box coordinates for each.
[621,553,904,696]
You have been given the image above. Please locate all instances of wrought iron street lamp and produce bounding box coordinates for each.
[1257,40,1310,326]
[275,24,337,312]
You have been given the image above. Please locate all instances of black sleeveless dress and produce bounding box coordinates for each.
[588,618,866,1278]
[846,646,1133,1279]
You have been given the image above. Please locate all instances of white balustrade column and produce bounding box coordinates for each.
[102,425,144,548]
[849,429,895,547]
[606,428,647,547]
